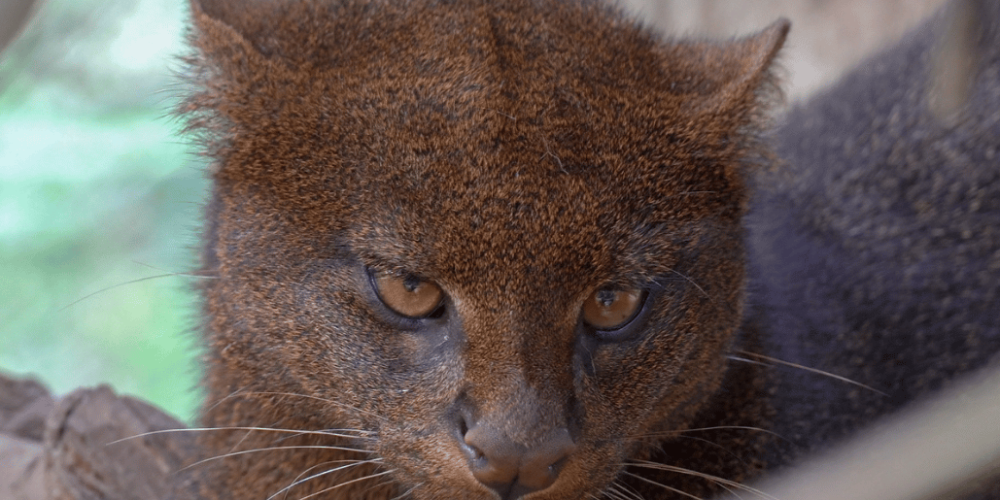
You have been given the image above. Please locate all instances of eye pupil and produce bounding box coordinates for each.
[595,290,617,307]
[402,275,422,293]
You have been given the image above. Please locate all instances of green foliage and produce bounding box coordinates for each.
[0,0,202,422]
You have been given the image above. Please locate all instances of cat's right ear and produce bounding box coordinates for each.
[185,0,297,158]
[187,0,279,78]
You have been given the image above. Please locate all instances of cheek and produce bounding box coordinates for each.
[582,335,689,425]
[290,282,467,417]
[376,424,489,499]
[574,281,739,438]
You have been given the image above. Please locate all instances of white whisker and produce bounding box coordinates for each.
[268,458,383,500]
[387,483,421,500]
[626,425,784,441]
[293,469,396,500]
[622,471,706,500]
[626,460,777,500]
[106,426,374,446]
[731,350,887,396]
[607,481,646,500]
[181,445,373,472]
[668,268,709,298]
[207,390,387,421]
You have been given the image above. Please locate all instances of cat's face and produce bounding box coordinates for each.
[188,0,786,498]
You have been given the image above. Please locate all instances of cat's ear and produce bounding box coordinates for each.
[187,0,283,73]
[184,0,297,173]
[673,19,790,121]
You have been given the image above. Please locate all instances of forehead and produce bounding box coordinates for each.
[301,67,736,291]
[345,137,716,296]
[247,0,717,175]
[212,0,747,285]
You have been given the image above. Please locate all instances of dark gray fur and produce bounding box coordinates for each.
[747,0,1000,490]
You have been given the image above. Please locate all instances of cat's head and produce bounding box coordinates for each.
[184,0,786,498]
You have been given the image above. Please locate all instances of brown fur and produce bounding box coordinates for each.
[173,1,788,499]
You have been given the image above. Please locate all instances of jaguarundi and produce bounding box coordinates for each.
[171,0,1000,498]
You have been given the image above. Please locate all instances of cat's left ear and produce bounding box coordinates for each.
[680,19,790,120]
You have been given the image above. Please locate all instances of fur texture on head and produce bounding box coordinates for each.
[176,0,788,499]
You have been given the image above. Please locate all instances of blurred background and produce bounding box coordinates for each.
[1,0,201,422]
[0,0,945,424]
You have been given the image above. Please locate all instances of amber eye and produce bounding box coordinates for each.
[582,288,645,330]
[371,270,444,318]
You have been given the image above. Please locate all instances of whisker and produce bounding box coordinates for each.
[617,480,647,500]
[387,483,421,500]
[181,445,374,472]
[268,459,383,500]
[59,273,198,311]
[612,425,786,469]
[626,425,785,441]
[625,461,777,500]
[106,426,374,445]
[611,487,629,500]
[607,481,646,500]
[621,471,706,500]
[726,356,769,367]
[280,460,349,500]
[668,268,709,299]
[646,434,748,465]
[227,427,256,458]
[602,486,627,500]
[274,427,377,444]
[362,478,402,498]
[293,469,396,500]
[129,259,218,279]
[731,350,888,396]
[663,191,719,201]
[207,390,387,422]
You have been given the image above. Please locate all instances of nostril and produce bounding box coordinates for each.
[517,428,576,491]
[468,442,485,461]
[458,413,469,437]
[453,405,473,442]
[456,413,486,463]
[464,424,523,488]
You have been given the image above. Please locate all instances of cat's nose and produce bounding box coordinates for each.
[462,424,576,499]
